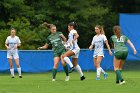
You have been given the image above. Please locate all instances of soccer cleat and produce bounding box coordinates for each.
[96,77,100,80]
[65,76,70,81]
[19,76,22,78]
[120,80,125,85]
[11,76,14,78]
[69,67,75,73]
[81,76,86,81]
[52,79,55,81]
[104,73,108,80]
[116,81,120,85]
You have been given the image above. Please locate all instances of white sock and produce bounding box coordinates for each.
[75,65,84,77]
[100,67,105,74]
[64,57,73,68]
[97,68,101,78]
[17,67,22,76]
[10,68,14,77]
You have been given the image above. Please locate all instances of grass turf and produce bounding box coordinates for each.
[0,71,139,93]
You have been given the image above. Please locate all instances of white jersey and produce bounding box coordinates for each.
[68,29,80,50]
[91,34,107,57]
[5,36,21,51]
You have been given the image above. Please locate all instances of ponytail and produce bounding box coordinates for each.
[113,25,121,39]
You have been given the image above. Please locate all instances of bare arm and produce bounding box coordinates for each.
[60,34,67,42]
[89,44,94,51]
[5,43,10,50]
[105,40,112,55]
[38,44,49,50]
[127,40,137,55]
[72,33,79,44]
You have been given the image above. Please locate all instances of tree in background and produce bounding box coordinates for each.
[0,0,123,49]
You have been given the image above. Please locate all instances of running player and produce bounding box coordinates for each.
[62,22,86,80]
[38,23,69,81]
[5,28,22,78]
[110,25,137,85]
[89,25,112,80]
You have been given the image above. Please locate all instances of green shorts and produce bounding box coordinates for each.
[53,49,66,57]
[114,51,128,60]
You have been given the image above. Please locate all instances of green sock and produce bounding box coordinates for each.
[52,68,57,79]
[63,65,69,76]
[116,70,123,81]
[116,73,119,83]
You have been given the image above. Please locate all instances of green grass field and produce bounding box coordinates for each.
[0,71,139,93]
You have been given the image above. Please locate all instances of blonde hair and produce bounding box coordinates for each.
[95,25,105,34]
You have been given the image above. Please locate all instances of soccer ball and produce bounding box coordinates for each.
[64,42,73,50]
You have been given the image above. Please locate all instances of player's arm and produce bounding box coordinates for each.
[5,43,10,50]
[5,38,10,50]
[127,40,137,55]
[89,37,94,50]
[60,34,67,42]
[38,44,49,50]
[105,40,112,55]
[89,44,94,51]
[72,33,79,44]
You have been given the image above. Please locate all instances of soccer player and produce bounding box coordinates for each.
[38,23,69,81]
[110,25,137,85]
[62,22,86,81]
[5,28,22,78]
[89,25,112,80]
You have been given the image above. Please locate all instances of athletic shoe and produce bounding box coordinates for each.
[19,76,22,78]
[104,73,108,80]
[96,77,100,80]
[69,67,75,73]
[120,80,125,85]
[11,76,14,78]
[65,76,70,81]
[52,79,55,81]
[116,81,120,85]
[81,76,86,81]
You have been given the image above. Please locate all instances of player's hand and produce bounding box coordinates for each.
[38,47,42,50]
[89,45,93,51]
[6,46,10,50]
[72,40,75,45]
[14,44,18,49]
[134,49,137,55]
[109,50,113,56]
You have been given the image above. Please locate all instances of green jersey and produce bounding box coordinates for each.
[46,32,65,54]
[110,35,129,53]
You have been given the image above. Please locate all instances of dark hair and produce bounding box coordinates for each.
[68,22,78,29]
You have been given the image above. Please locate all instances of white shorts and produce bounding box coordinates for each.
[71,48,80,58]
[7,50,19,59]
[93,52,104,58]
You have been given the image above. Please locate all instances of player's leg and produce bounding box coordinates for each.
[61,55,69,81]
[62,50,74,72]
[95,56,103,80]
[7,53,14,78]
[114,57,124,84]
[119,60,125,84]
[72,58,85,80]
[14,53,22,78]
[14,58,22,78]
[8,57,14,78]
[63,50,74,68]
[52,57,60,81]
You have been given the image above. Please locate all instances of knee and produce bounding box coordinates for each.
[16,65,20,68]
[9,63,13,68]
[53,63,58,68]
